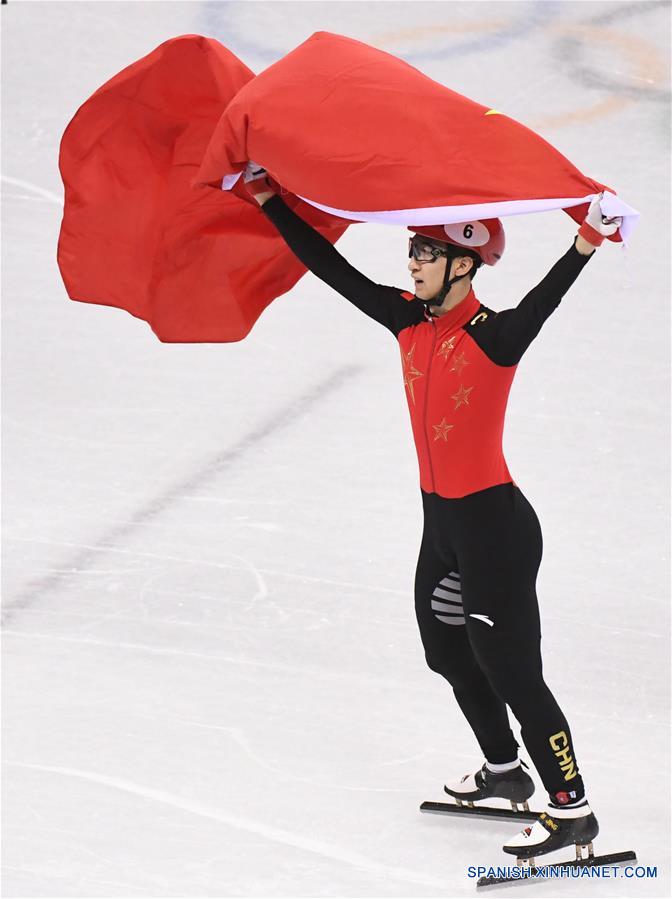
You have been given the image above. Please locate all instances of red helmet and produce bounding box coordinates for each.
[407,219,505,266]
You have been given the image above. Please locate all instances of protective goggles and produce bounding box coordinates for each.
[408,235,449,263]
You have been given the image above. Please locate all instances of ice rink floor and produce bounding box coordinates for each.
[2,2,670,897]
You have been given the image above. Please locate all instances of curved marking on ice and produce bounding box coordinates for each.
[1,175,62,205]
[6,762,448,890]
[154,720,414,793]
[224,551,269,608]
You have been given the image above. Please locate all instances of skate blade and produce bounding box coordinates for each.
[420,800,539,822]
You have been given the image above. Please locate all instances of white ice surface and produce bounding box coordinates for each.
[2,2,670,897]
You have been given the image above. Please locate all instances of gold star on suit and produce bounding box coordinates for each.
[433,418,454,442]
[451,384,473,410]
[449,352,470,375]
[401,344,423,406]
[437,337,457,359]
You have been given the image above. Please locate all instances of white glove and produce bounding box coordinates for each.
[578,193,623,246]
[243,161,268,184]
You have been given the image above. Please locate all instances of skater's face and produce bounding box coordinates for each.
[408,249,473,304]
[408,244,447,301]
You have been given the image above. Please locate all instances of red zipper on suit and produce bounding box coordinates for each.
[423,319,438,493]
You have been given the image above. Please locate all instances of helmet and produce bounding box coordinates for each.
[407,219,505,266]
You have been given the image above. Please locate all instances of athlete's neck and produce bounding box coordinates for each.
[429,277,473,316]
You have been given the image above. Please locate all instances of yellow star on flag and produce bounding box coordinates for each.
[437,336,457,359]
[401,343,423,405]
[433,418,454,442]
[449,352,469,375]
[451,384,473,410]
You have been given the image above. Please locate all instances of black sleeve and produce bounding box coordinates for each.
[260,194,425,336]
[465,239,595,366]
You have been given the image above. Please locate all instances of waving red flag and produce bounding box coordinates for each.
[58,32,638,344]
[57,35,348,342]
[197,31,637,239]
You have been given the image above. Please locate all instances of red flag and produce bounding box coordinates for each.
[59,32,638,344]
[57,35,348,342]
[197,31,637,239]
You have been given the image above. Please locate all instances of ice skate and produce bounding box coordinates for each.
[477,802,635,888]
[420,760,539,821]
[444,760,535,811]
[503,802,599,864]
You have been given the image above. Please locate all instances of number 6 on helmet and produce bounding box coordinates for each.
[407,219,505,266]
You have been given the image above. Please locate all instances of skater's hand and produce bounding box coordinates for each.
[243,162,277,206]
[578,193,623,248]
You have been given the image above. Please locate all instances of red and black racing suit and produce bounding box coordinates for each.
[262,194,593,803]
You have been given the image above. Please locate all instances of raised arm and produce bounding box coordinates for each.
[468,238,594,366]
[465,198,622,366]
[246,170,424,336]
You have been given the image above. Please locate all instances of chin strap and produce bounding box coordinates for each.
[426,271,471,308]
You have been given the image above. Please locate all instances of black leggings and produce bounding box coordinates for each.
[415,484,585,802]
